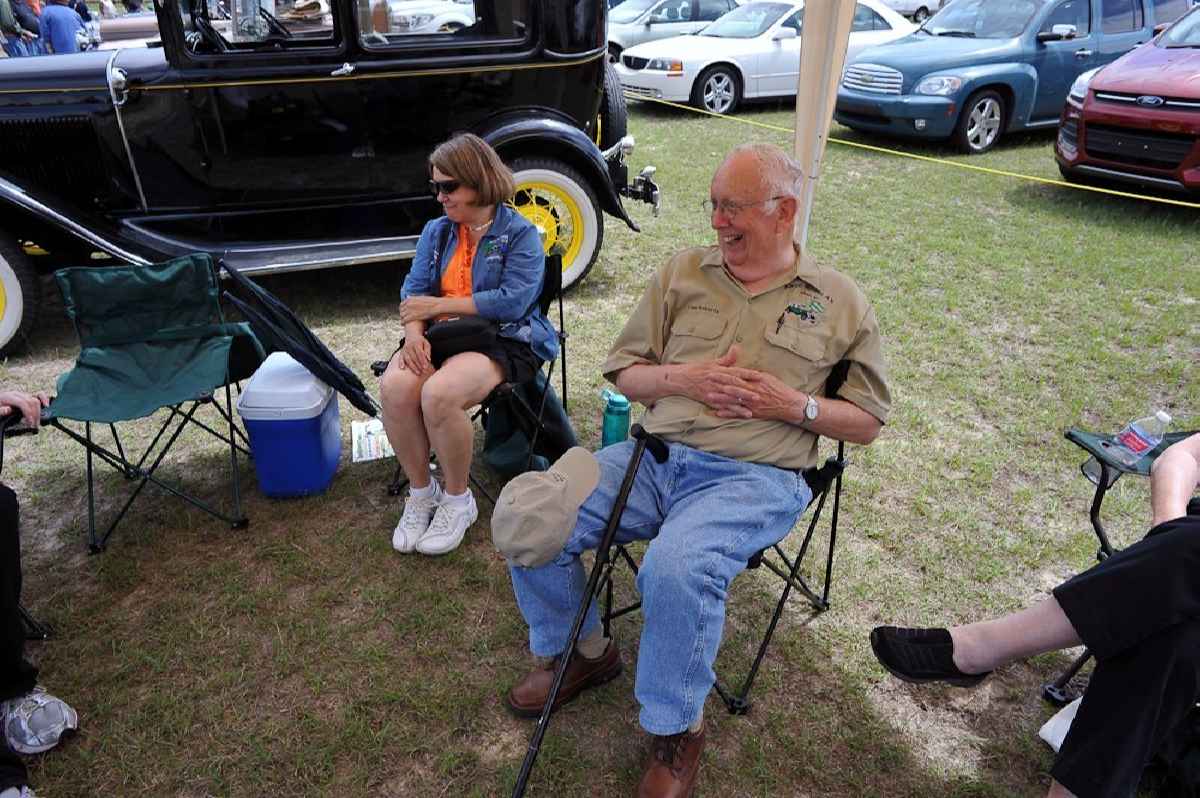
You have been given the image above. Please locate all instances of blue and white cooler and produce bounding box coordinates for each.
[237,352,341,497]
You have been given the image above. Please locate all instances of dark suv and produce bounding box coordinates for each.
[0,0,659,355]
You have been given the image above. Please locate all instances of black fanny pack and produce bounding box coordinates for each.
[423,315,499,362]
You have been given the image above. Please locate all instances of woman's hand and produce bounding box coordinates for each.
[399,296,444,324]
[398,334,434,377]
[0,390,49,426]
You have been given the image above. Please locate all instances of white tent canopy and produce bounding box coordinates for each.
[792,0,857,251]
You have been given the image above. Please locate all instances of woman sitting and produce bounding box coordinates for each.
[380,133,557,557]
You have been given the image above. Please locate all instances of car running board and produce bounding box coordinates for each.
[217,236,420,276]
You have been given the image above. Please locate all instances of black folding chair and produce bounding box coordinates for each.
[1042,427,1198,706]
[0,412,53,640]
[369,253,570,504]
[600,362,853,716]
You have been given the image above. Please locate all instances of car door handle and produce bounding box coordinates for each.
[330,63,355,77]
[1074,48,1093,58]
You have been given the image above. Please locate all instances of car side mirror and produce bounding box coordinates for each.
[1153,22,1169,35]
[771,27,797,41]
[1037,23,1076,42]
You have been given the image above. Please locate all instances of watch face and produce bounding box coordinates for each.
[805,398,818,420]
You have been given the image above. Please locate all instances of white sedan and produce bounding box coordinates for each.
[614,0,913,114]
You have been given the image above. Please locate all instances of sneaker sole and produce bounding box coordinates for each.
[504,659,623,719]
[868,629,988,688]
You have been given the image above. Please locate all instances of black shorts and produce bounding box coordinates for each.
[427,336,541,385]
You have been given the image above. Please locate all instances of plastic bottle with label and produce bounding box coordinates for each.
[601,388,631,448]
[1110,410,1171,467]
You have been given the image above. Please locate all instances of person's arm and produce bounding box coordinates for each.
[0,0,26,36]
[1150,432,1200,526]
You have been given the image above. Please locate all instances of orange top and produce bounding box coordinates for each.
[439,224,476,301]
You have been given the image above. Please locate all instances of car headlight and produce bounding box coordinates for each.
[396,13,434,27]
[645,57,683,73]
[1068,67,1100,103]
[914,75,963,96]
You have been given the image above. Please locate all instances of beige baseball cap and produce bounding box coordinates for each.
[491,447,601,568]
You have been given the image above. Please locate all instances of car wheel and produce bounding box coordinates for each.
[913,6,929,22]
[599,60,629,151]
[510,158,604,290]
[0,238,40,358]
[691,65,741,115]
[953,89,1005,154]
[607,43,622,64]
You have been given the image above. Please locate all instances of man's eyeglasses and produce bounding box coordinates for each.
[428,179,462,196]
[702,195,785,218]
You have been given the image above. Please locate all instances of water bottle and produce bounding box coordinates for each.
[601,388,631,448]
[1110,410,1171,467]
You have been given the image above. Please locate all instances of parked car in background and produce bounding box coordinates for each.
[879,0,944,23]
[0,0,659,356]
[376,0,476,33]
[616,0,913,114]
[1056,2,1200,192]
[607,0,741,62]
[835,0,1175,154]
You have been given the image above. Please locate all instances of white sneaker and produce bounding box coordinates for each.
[0,787,36,798]
[393,484,443,554]
[2,686,78,755]
[416,492,477,555]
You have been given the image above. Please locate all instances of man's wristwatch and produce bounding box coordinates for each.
[801,393,819,425]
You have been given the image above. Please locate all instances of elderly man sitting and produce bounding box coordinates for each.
[499,143,892,797]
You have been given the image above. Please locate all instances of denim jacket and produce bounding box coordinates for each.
[401,203,558,363]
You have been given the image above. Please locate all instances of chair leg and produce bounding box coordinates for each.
[224,382,248,530]
[387,464,407,497]
[19,604,51,641]
[1043,649,1093,707]
[85,422,101,554]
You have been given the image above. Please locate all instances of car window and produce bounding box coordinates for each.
[926,0,1043,38]
[851,3,888,30]
[700,1,790,36]
[178,0,339,52]
[610,0,658,23]
[649,0,691,22]
[1040,0,1091,33]
[780,8,803,31]
[1101,0,1145,32]
[697,0,730,21]
[1161,4,1200,44]
[1151,0,1190,25]
[358,0,529,47]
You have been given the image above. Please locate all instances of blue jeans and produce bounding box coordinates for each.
[508,440,812,735]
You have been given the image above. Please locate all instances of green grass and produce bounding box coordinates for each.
[2,101,1197,797]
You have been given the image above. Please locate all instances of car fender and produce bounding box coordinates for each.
[0,173,151,266]
[925,63,1035,131]
[476,112,638,230]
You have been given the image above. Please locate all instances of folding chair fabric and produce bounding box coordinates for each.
[48,255,263,424]
[220,261,379,418]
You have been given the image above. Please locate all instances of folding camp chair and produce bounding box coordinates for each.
[43,254,264,554]
[1042,427,1198,706]
[598,362,853,716]
[369,252,571,504]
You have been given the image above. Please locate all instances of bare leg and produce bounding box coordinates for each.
[379,353,434,488]
[1046,779,1076,798]
[949,596,1082,675]
[420,352,504,495]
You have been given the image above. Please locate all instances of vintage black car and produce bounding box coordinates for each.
[0,0,659,356]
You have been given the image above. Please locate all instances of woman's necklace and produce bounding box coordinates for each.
[468,217,494,233]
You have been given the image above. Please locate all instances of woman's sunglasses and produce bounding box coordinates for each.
[428,179,461,196]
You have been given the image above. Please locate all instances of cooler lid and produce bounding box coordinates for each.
[237,352,334,421]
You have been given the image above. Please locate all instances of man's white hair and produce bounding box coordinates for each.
[725,143,805,199]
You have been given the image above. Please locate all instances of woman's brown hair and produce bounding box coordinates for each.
[429,133,515,207]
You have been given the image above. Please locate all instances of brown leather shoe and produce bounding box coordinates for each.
[635,727,705,798]
[504,642,622,718]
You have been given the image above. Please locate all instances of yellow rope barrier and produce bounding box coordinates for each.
[626,92,1200,210]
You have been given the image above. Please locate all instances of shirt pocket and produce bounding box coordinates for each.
[666,314,727,363]
[763,326,829,389]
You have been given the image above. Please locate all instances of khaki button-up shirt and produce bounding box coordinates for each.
[601,246,891,470]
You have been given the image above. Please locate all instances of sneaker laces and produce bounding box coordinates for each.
[426,499,467,540]
[399,492,439,535]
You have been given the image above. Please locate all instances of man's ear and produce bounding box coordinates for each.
[775,196,798,232]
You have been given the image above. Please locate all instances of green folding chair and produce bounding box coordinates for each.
[43,254,264,553]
